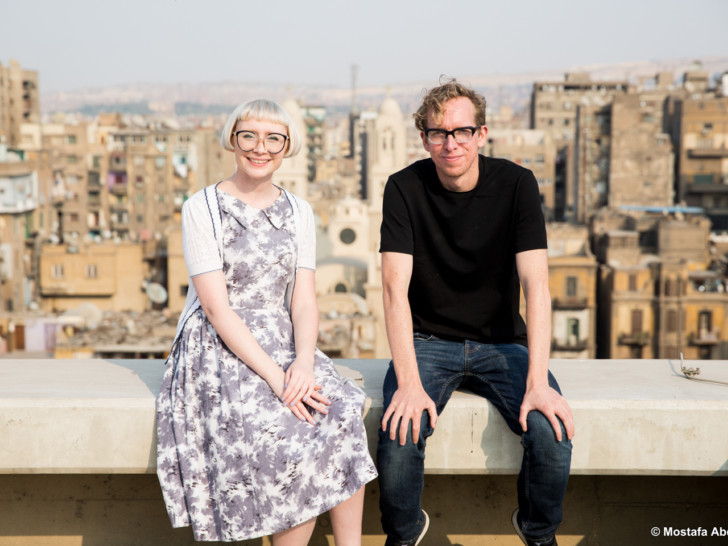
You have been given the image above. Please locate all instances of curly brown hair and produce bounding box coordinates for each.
[413,77,486,131]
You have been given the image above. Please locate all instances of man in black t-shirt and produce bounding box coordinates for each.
[376,80,574,546]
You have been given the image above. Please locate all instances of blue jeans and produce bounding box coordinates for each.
[376,335,572,545]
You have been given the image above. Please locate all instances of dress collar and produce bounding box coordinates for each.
[216,187,288,230]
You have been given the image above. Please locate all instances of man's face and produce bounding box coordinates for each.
[421,96,487,191]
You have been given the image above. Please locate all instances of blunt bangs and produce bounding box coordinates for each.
[220,99,302,157]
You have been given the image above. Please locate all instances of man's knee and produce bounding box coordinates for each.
[522,410,570,448]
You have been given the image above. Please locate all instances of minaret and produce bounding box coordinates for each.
[365,90,407,358]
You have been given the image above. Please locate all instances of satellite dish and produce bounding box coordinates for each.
[146,282,168,304]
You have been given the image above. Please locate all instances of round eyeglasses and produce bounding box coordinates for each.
[235,130,288,154]
[424,126,481,145]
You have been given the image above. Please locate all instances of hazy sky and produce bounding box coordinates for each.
[2,0,726,93]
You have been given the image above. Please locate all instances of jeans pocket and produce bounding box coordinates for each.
[413,332,436,341]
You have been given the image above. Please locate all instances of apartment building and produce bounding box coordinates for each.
[547,224,598,359]
[0,60,40,147]
[593,208,727,359]
[674,94,728,229]
[484,129,556,219]
[39,241,148,312]
[608,94,674,211]
[0,144,38,312]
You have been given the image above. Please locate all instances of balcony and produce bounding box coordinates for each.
[0,357,726,545]
[688,147,728,159]
[87,171,102,189]
[688,330,721,346]
[109,182,128,196]
[618,331,650,346]
[552,338,588,351]
[552,296,588,310]
[87,194,101,208]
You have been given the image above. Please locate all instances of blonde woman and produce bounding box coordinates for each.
[157,99,377,545]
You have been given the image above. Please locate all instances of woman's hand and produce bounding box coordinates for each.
[280,358,331,425]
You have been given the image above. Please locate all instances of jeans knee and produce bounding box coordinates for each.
[522,411,572,453]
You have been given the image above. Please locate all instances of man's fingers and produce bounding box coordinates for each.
[428,402,439,429]
[381,406,394,431]
[400,415,412,446]
[548,414,563,442]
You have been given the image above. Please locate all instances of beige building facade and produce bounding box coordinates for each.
[39,242,148,312]
[0,59,39,148]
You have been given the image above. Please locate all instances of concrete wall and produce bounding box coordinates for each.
[1,474,727,546]
[1,357,727,545]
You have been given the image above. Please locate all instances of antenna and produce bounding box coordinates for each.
[351,64,359,115]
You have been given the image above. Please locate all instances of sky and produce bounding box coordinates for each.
[2,0,727,93]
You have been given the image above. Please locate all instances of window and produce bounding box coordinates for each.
[698,311,712,335]
[51,264,64,279]
[334,283,348,293]
[67,135,77,145]
[566,276,577,297]
[629,274,637,291]
[339,228,356,245]
[631,309,643,334]
[156,156,165,169]
[85,264,98,278]
[666,310,678,333]
[567,318,580,345]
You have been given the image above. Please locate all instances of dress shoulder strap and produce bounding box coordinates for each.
[204,184,223,258]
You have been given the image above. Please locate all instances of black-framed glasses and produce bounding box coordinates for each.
[235,130,288,154]
[424,126,481,145]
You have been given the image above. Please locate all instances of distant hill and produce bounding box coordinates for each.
[41,56,728,117]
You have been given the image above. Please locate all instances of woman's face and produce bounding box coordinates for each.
[232,118,289,182]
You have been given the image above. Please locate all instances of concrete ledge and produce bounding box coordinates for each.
[1,358,727,476]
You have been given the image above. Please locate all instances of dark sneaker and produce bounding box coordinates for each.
[511,509,557,546]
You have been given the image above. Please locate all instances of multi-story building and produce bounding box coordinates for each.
[39,241,148,312]
[593,208,728,359]
[547,224,598,359]
[0,60,40,147]
[674,95,728,229]
[301,105,327,183]
[608,93,675,210]
[0,144,38,312]
[530,72,631,221]
[484,129,556,219]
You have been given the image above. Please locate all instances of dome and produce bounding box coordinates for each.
[378,95,403,120]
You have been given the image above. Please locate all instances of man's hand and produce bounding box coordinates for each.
[381,385,438,446]
[519,384,575,442]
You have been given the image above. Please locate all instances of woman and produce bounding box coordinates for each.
[156,99,377,544]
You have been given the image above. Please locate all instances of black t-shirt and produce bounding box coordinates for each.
[379,155,547,345]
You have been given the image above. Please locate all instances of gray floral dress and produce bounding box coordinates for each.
[156,189,377,542]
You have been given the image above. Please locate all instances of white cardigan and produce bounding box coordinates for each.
[172,183,316,343]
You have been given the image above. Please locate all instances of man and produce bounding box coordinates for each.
[376,79,575,546]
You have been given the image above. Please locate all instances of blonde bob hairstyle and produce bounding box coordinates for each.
[220,99,302,158]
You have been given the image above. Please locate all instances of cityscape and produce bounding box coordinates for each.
[2,56,728,363]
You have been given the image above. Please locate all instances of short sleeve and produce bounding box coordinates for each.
[380,176,414,255]
[513,170,547,253]
[181,195,223,277]
[296,198,316,270]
